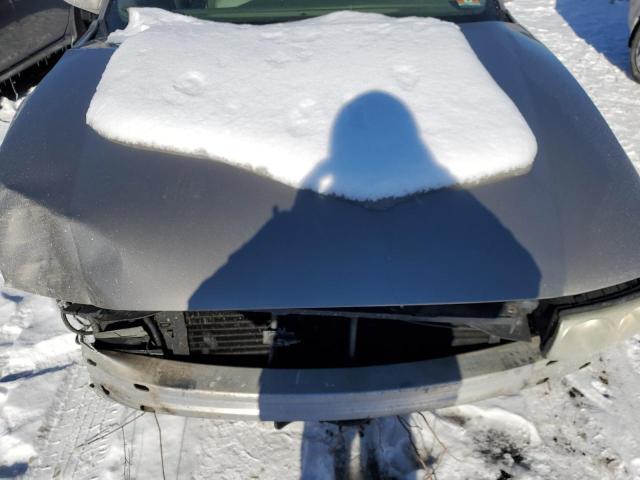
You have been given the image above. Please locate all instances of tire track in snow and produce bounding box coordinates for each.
[26,365,127,480]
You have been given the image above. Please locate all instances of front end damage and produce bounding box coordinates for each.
[63,278,640,421]
[3,22,640,421]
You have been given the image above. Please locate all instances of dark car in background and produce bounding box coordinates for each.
[631,0,640,81]
[0,0,95,91]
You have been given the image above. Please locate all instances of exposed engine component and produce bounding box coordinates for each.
[64,309,526,368]
[184,312,271,356]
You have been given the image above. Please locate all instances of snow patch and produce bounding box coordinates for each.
[0,96,25,145]
[0,97,23,124]
[442,405,542,447]
[0,334,77,380]
[88,8,537,200]
[107,7,205,43]
[0,435,36,467]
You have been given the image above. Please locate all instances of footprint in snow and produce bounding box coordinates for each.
[392,65,420,91]
[172,71,207,97]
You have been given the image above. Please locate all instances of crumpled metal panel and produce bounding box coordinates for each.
[1,22,640,311]
[0,0,72,77]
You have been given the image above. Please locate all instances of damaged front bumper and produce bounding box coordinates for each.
[83,340,545,422]
[81,291,640,422]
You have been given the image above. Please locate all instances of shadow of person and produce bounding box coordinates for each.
[187,91,540,478]
[188,91,539,310]
[555,0,633,77]
[300,91,452,202]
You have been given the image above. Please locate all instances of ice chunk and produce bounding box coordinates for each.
[88,8,537,201]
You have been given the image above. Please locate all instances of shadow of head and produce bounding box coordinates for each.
[302,91,453,201]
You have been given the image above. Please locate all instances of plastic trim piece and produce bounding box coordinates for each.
[545,294,640,361]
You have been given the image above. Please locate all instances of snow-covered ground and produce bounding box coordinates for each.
[1,0,640,478]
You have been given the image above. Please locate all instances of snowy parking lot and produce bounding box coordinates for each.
[1,0,640,478]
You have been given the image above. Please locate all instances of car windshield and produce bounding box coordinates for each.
[106,0,503,31]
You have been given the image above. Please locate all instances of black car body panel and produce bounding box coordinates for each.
[1,21,640,311]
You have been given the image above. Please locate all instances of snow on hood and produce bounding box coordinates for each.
[87,8,537,201]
